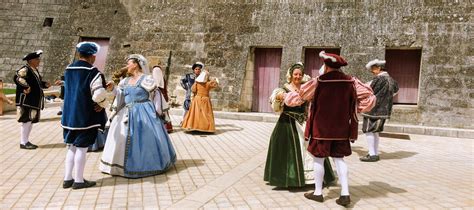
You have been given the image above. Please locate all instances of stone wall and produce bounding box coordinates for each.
[0,0,472,129]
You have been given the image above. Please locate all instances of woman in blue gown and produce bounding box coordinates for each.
[99,54,176,178]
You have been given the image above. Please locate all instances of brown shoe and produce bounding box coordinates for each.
[304,192,324,202]
[336,195,351,206]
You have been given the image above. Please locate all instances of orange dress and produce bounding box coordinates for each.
[181,80,218,132]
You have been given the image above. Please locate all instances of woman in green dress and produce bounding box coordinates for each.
[264,62,335,188]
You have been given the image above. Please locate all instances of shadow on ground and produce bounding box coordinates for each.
[380,132,411,140]
[174,123,244,136]
[324,181,408,207]
[39,143,66,149]
[352,146,418,160]
[40,117,61,122]
[96,159,205,187]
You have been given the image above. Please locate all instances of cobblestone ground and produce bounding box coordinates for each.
[1,106,473,209]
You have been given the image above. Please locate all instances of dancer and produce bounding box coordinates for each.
[152,63,173,133]
[100,54,176,178]
[181,68,219,133]
[285,51,357,206]
[14,50,50,149]
[61,42,109,189]
[264,62,335,188]
[360,59,399,162]
[180,62,202,121]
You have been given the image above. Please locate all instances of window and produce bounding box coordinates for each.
[303,48,341,77]
[385,49,422,104]
[43,18,54,27]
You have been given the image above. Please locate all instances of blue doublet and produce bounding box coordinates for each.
[61,60,107,147]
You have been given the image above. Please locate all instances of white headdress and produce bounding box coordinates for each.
[195,71,208,83]
[127,54,150,74]
[366,59,386,70]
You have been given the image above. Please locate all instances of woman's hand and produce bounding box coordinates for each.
[106,81,115,91]
[54,80,64,86]
[276,92,285,101]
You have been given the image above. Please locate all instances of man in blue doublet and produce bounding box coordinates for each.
[61,42,111,189]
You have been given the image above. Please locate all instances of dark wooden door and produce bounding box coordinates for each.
[385,49,421,104]
[253,48,282,112]
[304,48,340,77]
[79,38,110,73]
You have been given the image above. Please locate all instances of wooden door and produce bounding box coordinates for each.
[79,38,110,73]
[304,48,340,77]
[385,49,421,104]
[252,48,282,112]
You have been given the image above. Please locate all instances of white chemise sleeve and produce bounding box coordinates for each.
[90,73,108,108]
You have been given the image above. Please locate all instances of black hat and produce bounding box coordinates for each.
[192,62,204,70]
[22,50,43,61]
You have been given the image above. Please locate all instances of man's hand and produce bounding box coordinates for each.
[106,81,115,91]
[23,87,31,94]
[94,104,104,112]
[45,82,51,88]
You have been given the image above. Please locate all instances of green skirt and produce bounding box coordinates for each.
[264,114,335,187]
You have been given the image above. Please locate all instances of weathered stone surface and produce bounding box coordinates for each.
[0,0,472,129]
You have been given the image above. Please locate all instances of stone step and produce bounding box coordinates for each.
[170,108,473,139]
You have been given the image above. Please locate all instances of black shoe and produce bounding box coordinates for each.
[63,179,74,189]
[27,142,38,148]
[359,154,379,162]
[72,179,96,190]
[336,195,351,206]
[20,142,37,150]
[57,111,62,115]
[304,192,324,202]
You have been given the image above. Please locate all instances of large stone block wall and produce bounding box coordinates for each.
[0,0,472,129]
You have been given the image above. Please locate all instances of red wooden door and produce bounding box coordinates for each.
[385,49,421,104]
[304,48,340,77]
[253,48,282,112]
[79,38,110,73]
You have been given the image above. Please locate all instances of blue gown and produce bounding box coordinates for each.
[100,75,176,178]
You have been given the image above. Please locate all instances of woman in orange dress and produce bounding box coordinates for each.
[181,70,218,133]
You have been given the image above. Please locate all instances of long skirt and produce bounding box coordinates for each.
[181,95,215,133]
[264,114,335,187]
[99,102,176,178]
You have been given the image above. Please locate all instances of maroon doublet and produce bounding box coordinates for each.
[305,70,358,158]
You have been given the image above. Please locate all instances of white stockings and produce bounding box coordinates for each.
[365,132,380,156]
[313,157,350,196]
[64,145,88,183]
[20,122,33,145]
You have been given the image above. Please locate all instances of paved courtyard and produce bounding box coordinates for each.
[1,106,473,209]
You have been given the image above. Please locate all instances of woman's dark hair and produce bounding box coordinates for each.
[192,63,203,70]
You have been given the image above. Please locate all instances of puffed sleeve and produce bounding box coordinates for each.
[180,74,188,89]
[284,78,318,107]
[15,67,29,88]
[140,75,157,92]
[90,72,108,108]
[269,88,285,113]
